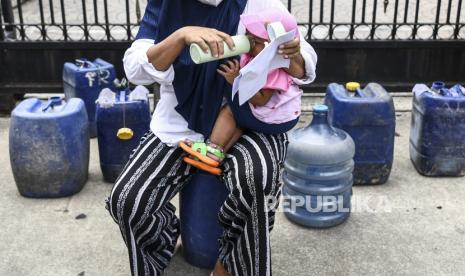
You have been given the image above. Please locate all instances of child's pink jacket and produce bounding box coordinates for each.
[241,54,302,124]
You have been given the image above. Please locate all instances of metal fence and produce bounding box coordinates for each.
[1,0,464,101]
[1,0,464,42]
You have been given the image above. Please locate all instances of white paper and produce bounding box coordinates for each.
[232,29,296,105]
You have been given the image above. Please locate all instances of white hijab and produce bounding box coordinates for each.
[197,0,224,7]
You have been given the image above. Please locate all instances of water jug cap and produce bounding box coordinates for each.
[346,82,360,92]
[313,104,328,113]
[432,81,445,90]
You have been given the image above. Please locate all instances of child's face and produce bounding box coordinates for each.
[247,32,269,57]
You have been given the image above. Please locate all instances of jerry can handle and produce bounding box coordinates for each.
[119,91,126,102]
[75,59,94,68]
[42,96,62,112]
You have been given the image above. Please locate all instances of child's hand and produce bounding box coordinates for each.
[278,37,301,59]
[217,60,240,85]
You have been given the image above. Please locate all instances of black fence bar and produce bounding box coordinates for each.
[413,0,421,39]
[93,0,99,24]
[0,2,4,41]
[362,0,367,23]
[135,0,141,22]
[1,0,16,40]
[350,0,357,39]
[49,0,55,25]
[16,0,24,40]
[392,0,400,39]
[103,0,110,40]
[433,0,442,39]
[329,0,335,39]
[125,0,130,40]
[370,0,378,39]
[38,0,46,40]
[3,0,14,31]
[81,0,88,41]
[446,0,453,23]
[455,0,463,39]
[308,0,313,39]
[59,0,67,41]
[403,0,410,23]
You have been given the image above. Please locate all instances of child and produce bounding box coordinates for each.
[180,8,303,175]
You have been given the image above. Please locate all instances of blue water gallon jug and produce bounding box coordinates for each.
[63,58,116,138]
[283,104,355,228]
[324,82,395,185]
[180,172,229,269]
[410,82,465,176]
[9,97,90,198]
[95,87,151,183]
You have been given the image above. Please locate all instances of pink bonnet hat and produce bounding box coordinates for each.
[240,8,298,40]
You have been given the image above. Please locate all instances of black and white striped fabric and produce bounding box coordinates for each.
[107,131,288,276]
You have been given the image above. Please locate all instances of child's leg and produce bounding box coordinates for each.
[209,105,239,150]
[223,127,243,152]
[181,105,240,165]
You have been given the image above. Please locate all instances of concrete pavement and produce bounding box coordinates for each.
[0,95,464,276]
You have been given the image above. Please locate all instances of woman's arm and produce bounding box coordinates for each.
[147,27,237,71]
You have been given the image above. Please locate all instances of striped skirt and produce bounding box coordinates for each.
[107,130,288,276]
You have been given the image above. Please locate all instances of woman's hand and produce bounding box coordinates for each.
[217,59,240,85]
[147,26,235,72]
[181,26,236,58]
[278,36,306,79]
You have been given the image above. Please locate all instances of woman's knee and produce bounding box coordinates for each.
[226,133,287,193]
[106,182,126,223]
[107,172,136,224]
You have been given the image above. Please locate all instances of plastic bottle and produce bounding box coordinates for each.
[283,104,355,228]
[190,22,287,64]
[190,35,254,64]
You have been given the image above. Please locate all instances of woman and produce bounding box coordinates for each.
[107,0,317,275]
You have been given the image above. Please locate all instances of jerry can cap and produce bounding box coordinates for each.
[346,82,361,92]
[117,128,134,140]
[432,81,445,90]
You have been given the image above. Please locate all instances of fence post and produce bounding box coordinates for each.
[0,2,3,41]
[1,0,16,40]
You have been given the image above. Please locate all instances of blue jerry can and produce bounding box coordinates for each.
[410,82,465,176]
[9,97,90,198]
[180,172,229,269]
[63,58,116,138]
[96,86,151,183]
[283,104,355,228]
[325,82,396,185]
